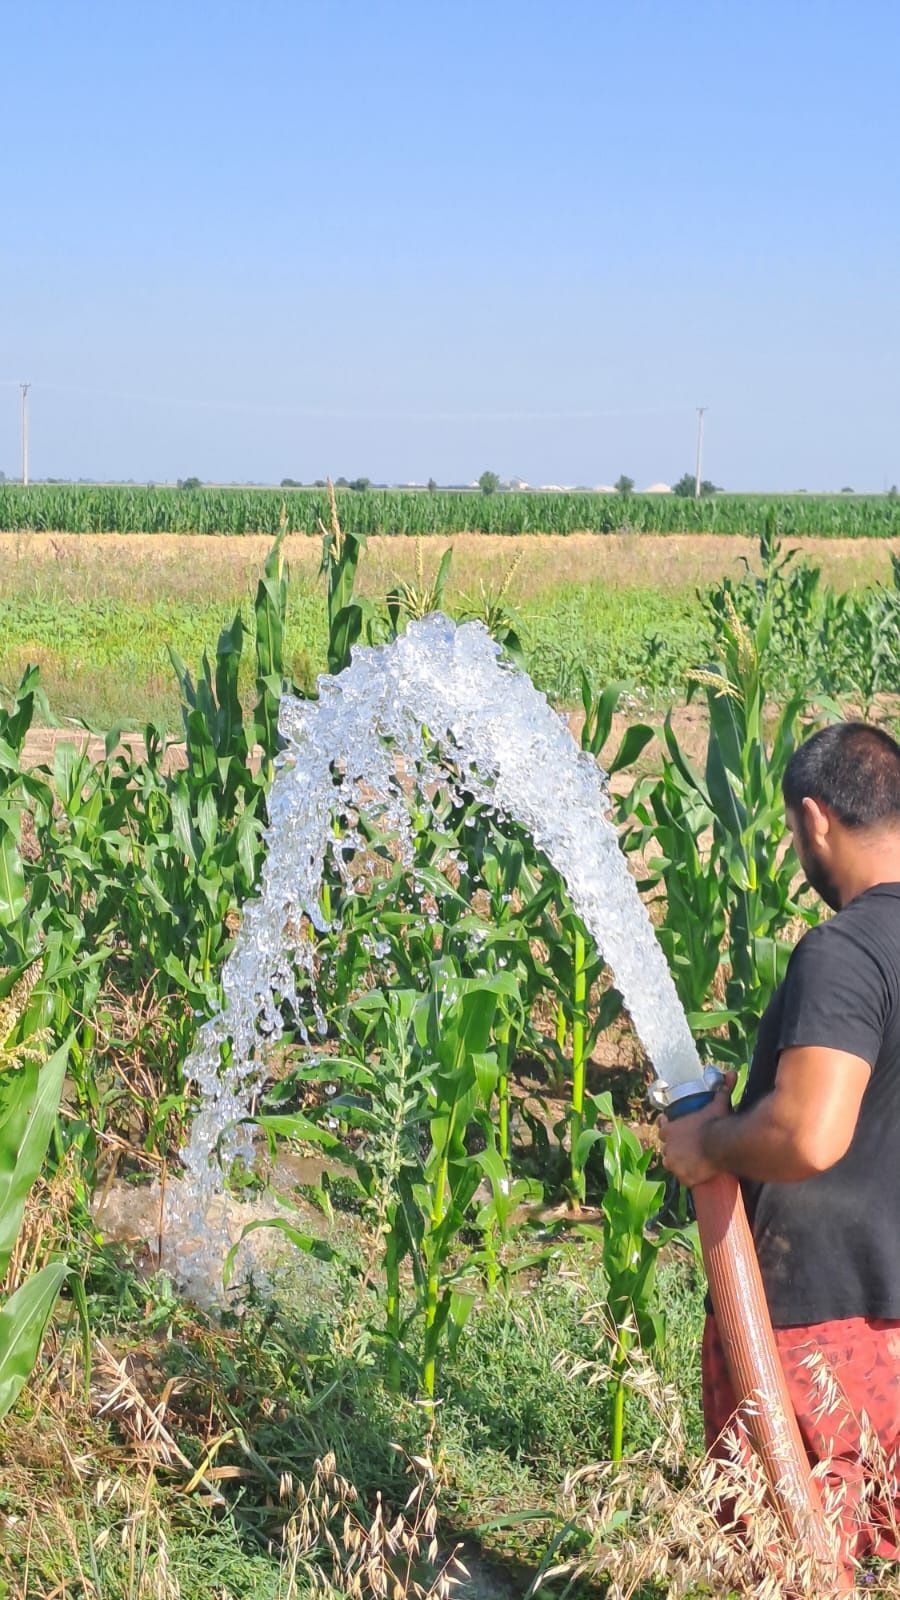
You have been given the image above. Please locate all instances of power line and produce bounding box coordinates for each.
[10,379,698,424]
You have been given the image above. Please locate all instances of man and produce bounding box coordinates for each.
[660,721,900,1566]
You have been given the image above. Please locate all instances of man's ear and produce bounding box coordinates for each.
[801,795,831,844]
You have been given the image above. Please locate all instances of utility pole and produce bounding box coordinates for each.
[694,406,707,499]
[20,383,31,486]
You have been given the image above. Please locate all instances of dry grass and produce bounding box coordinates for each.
[4,1218,899,1598]
[1,532,897,608]
[548,1318,900,1600]
[0,1335,464,1600]
[279,1453,466,1600]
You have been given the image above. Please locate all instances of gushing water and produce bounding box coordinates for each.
[168,616,700,1294]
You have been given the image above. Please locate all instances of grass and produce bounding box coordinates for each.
[1,531,895,728]
[12,1225,898,1597]
[0,1228,708,1600]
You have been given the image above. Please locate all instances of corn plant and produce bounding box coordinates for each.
[818,585,900,719]
[0,1035,68,1418]
[620,530,822,1070]
[0,925,69,1419]
[385,538,454,630]
[0,533,300,1175]
[623,720,724,1022]
[575,1090,678,1461]
[258,963,538,1400]
[318,479,377,674]
[8,481,900,538]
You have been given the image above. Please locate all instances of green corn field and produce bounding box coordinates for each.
[4,483,900,537]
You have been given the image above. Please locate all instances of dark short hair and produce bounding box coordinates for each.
[783,722,900,829]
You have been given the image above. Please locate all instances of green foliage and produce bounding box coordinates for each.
[8,501,900,1593]
[672,472,720,497]
[621,521,821,1070]
[575,1090,682,1460]
[697,510,900,715]
[8,506,892,1462]
[0,958,69,1418]
[385,540,454,630]
[0,535,301,1173]
[0,1239,708,1597]
[9,482,900,537]
[318,481,376,675]
[0,1259,67,1419]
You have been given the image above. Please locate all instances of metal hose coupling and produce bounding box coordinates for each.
[648,1065,725,1117]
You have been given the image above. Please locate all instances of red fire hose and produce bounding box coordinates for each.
[693,1169,850,1592]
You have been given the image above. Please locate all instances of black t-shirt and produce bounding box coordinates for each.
[740,882,900,1327]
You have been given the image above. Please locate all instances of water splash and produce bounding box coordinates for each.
[169,616,700,1292]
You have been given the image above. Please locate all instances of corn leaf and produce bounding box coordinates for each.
[0,1262,68,1420]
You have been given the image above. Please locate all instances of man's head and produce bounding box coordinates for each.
[782,723,900,910]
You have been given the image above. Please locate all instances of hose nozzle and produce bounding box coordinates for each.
[648,1065,725,1117]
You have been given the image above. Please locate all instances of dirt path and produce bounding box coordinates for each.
[20,727,188,772]
[19,702,711,778]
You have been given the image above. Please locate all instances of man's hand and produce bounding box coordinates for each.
[659,1074,736,1189]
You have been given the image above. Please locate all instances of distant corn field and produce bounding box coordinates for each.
[3,484,900,537]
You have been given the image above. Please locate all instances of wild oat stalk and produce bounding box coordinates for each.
[541,1334,900,1599]
[280,1450,465,1599]
[93,1340,227,1505]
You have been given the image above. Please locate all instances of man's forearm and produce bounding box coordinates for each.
[700,1098,823,1184]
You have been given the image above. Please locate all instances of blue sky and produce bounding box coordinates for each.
[2,0,899,490]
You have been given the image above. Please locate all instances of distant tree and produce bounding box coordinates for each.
[314,479,326,488]
[427,477,438,492]
[335,477,349,488]
[672,472,720,498]
[0,471,6,483]
[479,470,501,496]
[840,486,854,494]
[177,476,202,491]
[348,477,371,492]
[889,485,899,499]
[280,477,303,488]
[614,474,635,495]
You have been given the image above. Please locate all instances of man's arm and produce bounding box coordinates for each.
[659,1047,871,1188]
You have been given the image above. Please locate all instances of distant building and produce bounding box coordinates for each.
[592,484,617,493]
[642,482,672,494]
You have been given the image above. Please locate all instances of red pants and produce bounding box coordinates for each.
[702,1313,900,1563]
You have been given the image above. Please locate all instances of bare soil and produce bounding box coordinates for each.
[18,702,711,778]
[20,727,188,772]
